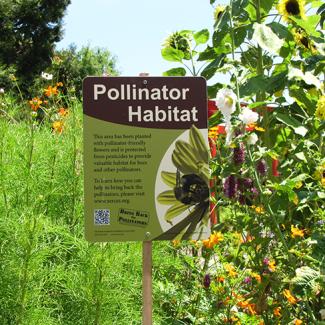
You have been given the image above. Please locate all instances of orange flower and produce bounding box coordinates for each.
[224,264,238,277]
[240,233,254,243]
[283,289,298,304]
[58,107,68,116]
[172,239,180,247]
[56,82,63,87]
[216,276,225,283]
[291,225,304,238]
[202,231,223,249]
[251,272,262,283]
[273,307,281,317]
[237,299,257,315]
[44,85,58,97]
[52,121,64,133]
[28,97,42,111]
[294,320,303,325]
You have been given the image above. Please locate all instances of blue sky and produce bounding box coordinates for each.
[57,0,220,76]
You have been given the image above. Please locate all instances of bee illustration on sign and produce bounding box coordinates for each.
[155,125,210,241]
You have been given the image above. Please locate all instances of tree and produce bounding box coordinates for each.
[50,45,119,98]
[0,0,71,87]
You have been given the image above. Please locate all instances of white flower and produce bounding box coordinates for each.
[247,133,258,145]
[238,107,259,125]
[320,309,325,320]
[41,72,53,80]
[215,88,237,120]
[0,88,4,94]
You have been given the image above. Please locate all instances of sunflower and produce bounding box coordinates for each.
[277,0,306,22]
[214,5,226,22]
[155,125,210,241]
[162,31,192,60]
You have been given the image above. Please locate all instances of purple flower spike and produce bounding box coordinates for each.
[233,144,245,165]
[224,175,238,199]
[204,274,211,288]
[257,159,268,175]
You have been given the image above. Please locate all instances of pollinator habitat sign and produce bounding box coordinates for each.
[83,76,210,242]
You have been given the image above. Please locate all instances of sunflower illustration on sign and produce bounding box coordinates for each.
[155,125,210,240]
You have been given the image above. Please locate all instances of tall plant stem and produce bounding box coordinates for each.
[255,0,272,156]
[16,216,37,325]
[0,134,8,211]
[26,122,35,206]
[246,145,293,263]
[229,0,241,112]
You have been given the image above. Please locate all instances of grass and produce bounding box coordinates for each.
[0,100,183,325]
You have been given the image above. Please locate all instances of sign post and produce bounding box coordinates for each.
[83,76,209,323]
[142,240,152,324]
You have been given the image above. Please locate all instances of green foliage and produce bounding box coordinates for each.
[49,45,119,98]
[161,0,325,323]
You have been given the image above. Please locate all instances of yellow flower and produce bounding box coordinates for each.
[28,97,42,111]
[214,5,226,21]
[291,225,304,238]
[295,181,303,189]
[283,289,298,304]
[268,260,276,272]
[202,231,223,249]
[273,307,281,317]
[251,205,265,214]
[293,194,299,205]
[208,126,219,138]
[251,272,262,283]
[52,121,64,134]
[224,264,238,277]
[315,96,325,120]
[44,85,58,97]
[277,0,306,22]
[56,82,63,87]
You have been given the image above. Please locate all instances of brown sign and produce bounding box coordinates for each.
[83,76,207,129]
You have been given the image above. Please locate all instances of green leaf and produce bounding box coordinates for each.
[161,47,184,63]
[207,83,223,99]
[212,29,232,55]
[260,0,274,14]
[268,22,294,41]
[198,46,216,61]
[200,54,226,80]
[163,67,186,76]
[265,71,288,94]
[194,29,209,45]
[252,23,284,55]
[275,112,307,136]
[234,25,248,47]
[290,15,322,38]
[289,86,316,112]
[240,74,267,96]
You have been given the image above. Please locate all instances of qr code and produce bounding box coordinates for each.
[94,209,110,225]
